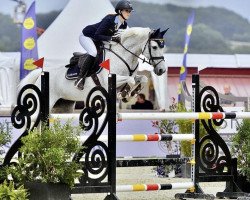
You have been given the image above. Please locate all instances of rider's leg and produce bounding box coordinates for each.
[75,55,95,90]
[79,34,97,57]
[75,34,97,90]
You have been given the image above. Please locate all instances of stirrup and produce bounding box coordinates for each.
[74,78,84,90]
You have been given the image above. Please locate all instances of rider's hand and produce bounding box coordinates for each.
[116,29,125,34]
[113,31,121,36]
[111,35,121,43]
[111,31,121,43]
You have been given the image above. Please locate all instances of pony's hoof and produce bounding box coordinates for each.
[122,98,129,103]
[121,90,128,98]
[117,92,123,99]
[117,91,129,99]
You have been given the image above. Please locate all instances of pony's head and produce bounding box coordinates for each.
[141,28,168,76]
[113,27,168,76]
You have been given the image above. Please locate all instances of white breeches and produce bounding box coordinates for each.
[79,33,97,57]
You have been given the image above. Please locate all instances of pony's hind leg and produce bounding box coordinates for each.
[51,99,76,113]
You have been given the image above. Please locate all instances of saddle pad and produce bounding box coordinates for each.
[65,65,79,80]
[65,49,104,80]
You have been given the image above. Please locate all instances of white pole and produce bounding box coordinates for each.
[118,112,199,120]
[80,134,194,143]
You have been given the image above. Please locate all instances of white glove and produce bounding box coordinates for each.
[113,31,121,37]
[111,35,121,43]
[117,29,125,34]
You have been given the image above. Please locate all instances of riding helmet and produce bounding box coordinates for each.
[115,0,134,13]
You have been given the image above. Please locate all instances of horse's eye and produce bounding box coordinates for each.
[152,46,157,50]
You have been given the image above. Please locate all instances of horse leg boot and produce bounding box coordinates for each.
[74,55,95,90]
[117,83,131,99]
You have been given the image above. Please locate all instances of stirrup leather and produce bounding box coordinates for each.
[74,78,84,90]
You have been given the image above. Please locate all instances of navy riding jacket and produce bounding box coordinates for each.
[82,14,127,42]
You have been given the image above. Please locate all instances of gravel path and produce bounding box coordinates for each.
[71,166,227,200]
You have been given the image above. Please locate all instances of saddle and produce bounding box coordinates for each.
[65,50,103,80]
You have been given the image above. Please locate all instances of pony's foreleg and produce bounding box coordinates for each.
[134,75,148,87]
[116,75,136,88]
[116,75,148,102]
[116,75,136,100]
[129,75,148,97]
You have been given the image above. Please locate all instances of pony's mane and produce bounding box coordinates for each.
[121,27,151,41]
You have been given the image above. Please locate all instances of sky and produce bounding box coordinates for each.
[0,0,69,15]
[0,0,250,22]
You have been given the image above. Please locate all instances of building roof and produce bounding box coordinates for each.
[165,53,250,70]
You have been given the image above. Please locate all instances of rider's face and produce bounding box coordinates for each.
[121,9,131,20]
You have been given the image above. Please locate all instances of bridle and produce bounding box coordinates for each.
[141,38,165,67]
[103,34,165,76]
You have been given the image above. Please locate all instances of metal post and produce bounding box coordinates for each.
[41,71,49,126]
[107,74,119,199]
[192,74,202,193]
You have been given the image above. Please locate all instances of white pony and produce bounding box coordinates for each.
[19,27,167,112]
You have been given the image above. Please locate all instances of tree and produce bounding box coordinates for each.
[189,24,232,54]
[0,13,20,51]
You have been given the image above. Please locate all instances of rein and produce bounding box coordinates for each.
[103,45,138,76]
[118,42,151,65]
[118,39,165,67]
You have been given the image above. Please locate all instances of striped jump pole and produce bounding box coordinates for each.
[80,134,194,143]
[50,112,250,122]
[116,182,194,192]
[117,112,250,121]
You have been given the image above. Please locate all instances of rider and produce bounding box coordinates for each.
[75,0,134,90]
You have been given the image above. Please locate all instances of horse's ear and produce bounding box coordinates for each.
[160,28,169,37]
[154,28,160,36]
[151,28,160,38]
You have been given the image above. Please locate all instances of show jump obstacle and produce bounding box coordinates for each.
[2,71,249,199]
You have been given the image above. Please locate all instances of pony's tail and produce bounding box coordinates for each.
[18,68,43,92]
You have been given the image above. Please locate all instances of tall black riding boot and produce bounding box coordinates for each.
[74,55,95,90]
